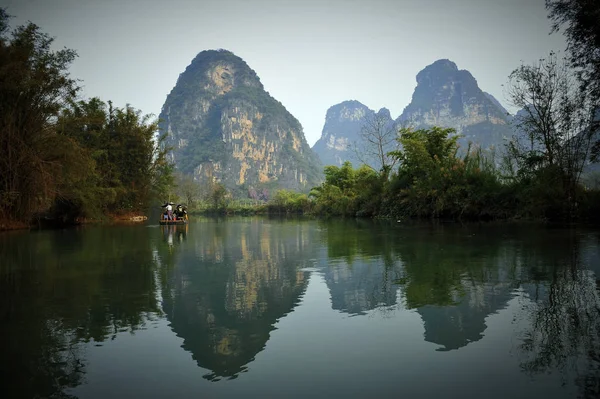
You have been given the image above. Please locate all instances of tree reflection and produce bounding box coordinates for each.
[159,218,313,381]
[0,226,165,398]
[516,231,600,399]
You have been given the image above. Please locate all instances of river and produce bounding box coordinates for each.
[1,217,599,398]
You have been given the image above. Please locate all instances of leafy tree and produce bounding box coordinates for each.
[309,161,384,217]
[310,161,357,216]
[0,10,173,226]
[207,182,229,211]
[353,165,384,216]
[546,0,600,160]
[0,9,82,222]
[390,126,460,184]
[57,98,175,216]
[323,161,356,192]
[175,172,201,209]
[268,189,310,213]
[546,0,600,97]
[386,127,504,219]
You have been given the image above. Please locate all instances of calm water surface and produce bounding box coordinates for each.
[1,218,600,398]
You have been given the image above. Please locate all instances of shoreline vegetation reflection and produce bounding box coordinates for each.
[1,218,599,398]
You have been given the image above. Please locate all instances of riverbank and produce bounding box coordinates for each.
[0,212,150,232]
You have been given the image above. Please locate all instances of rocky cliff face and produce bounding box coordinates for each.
[398,59,513,151]
[311,100,394,168]
[159,49,322,195]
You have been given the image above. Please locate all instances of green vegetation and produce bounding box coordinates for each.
[308,127,509,220]
[56,98,173,219]
[3,0,599,228]
[309,161,384,217]
[267,189,310,214]
[187,122,598,222]
[0,10,173,228]
[309,124,599,221]
[179,2,600,224]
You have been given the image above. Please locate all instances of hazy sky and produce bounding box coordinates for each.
[4,0,566,146]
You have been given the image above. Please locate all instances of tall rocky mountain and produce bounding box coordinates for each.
[311,100,394,168]
[159,49,322,195]
[398,59,513,151]
[312,60,513,169]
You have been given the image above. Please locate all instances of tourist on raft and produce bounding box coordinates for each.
[161,202,175,220]
[174,205,188,220]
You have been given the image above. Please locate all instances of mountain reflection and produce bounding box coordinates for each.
[317,222,600,359]
[394,225,521,351]
[317,221,519,349]
[157,218,313,381]
[2,219,600,397]
[318,220,400,315]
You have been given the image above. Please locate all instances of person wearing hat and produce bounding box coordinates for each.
[166,202,173,220]
[175,204,188,221]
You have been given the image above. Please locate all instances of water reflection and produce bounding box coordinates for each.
[160,224,188,250]
[318,222,600,361]
[394,225,520,351]
[317,222,600,397]
[157,218,314,381]
[318,220,400,315]
[1,220,600,398]
[0,226,163,398]
[515,232,600,399]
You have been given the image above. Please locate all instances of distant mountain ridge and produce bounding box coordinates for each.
[161,52,515,193]
[159,49,322,195]
[312,59,514,167]
[311,100,394,168]
[397,59,513,150]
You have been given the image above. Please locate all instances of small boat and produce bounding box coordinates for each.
[159,219,188,225]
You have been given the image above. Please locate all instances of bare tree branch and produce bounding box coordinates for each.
[353,111,400,178]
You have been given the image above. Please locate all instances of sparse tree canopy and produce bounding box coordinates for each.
[355,111,399,177]
[505,52,598,214]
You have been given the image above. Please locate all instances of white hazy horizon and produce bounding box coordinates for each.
[3,0,566,146]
